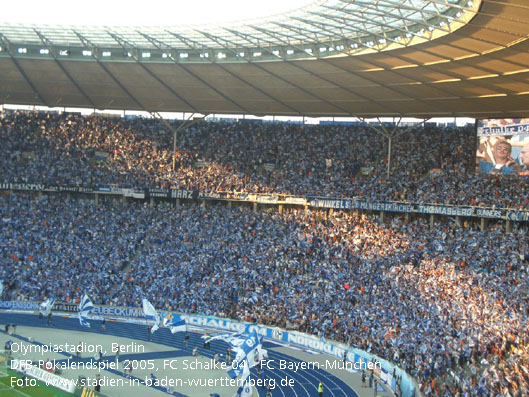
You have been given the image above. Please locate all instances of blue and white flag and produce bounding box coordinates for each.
[78,294,94,327]
[233,360,252,397]
[162,314,186,334]
[135,286,145,298]
[238,330,260,359]
[142,298,160,334]
[248,343,268,369]
[228,330,265,378]
[39,297,55,316]
[0,281,3,297]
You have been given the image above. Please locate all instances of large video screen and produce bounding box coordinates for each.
[477,118,529,176]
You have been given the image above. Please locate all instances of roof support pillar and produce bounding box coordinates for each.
[150,112,207,172]
[358,117,429,179]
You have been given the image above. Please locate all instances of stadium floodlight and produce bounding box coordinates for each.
[17,48,27,53]
[238,51,245,57]
[179,53,188,58]
[82,50,92,56]
[272,50,280,56]
[252,52,261,57]
[59,50,69,56]
[102,51,111,57]
[199,52,208,58]
[406,33,413,38]
[39,49,49,54]
[286,49,294,55]
[127,52,132,57]
[319,47,326,52]
[217,52,226,59]
[305,48,312,54]
[142,52,151,58]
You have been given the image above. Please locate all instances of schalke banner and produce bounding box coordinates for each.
[477,119,529,136]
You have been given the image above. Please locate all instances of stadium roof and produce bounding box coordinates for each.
[1,0,529,118]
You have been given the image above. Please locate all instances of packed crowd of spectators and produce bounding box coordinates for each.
[1,193,528,396]
[2,109,529,395]
[2,109,529,208]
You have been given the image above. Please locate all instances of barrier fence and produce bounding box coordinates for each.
[1,181,528,222]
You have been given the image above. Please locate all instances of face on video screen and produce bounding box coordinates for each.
[476,118,529,176]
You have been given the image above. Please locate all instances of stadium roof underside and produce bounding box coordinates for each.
[0,0,529,118]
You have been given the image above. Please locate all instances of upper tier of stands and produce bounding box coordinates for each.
[2,110,528,209]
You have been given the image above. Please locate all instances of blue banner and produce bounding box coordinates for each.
[308,198,353,209]
[92,306,144,318]
[354,201,414,213]
[417,205,476,217]
[506,210,529,222]
[0,183,45,191]
[0,301,40,310]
